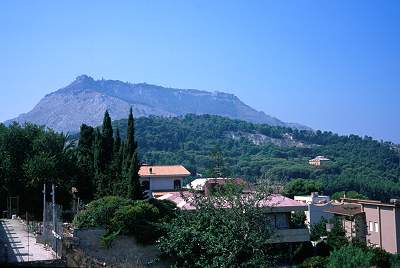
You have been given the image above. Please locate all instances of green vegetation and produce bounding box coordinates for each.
[158,184,275,267]
[331,191,368,200]
[283,178,323,198]
[73,196,176,245]
[110,114,399,201]
[0,122,78,216]
[80,108,142,200]
[326,244,374,268]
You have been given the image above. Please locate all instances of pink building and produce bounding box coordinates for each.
[325,198,400,254]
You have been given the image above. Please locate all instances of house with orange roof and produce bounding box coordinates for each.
[139,165,191,192]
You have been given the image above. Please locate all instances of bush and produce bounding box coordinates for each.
[73,196,177,245]
[110,201,160,243]
[300,256,327,268]
[73,196,133,228]
[327,244,374,268]
[315,241,332,257]
[293,242,314,264]
[370,247,391,268]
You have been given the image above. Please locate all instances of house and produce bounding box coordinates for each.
[158,191,310,244]
[325,198,400,254]
[139,165,191,192]
[294,192,333,227]
[308,156,330,166]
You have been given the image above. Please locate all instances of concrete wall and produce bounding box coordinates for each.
[71,228,167,267]
[308,203,333,226]
[363,204,398,254]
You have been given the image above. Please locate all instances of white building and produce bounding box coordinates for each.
[309,156,330,166]
[139,165,191,191]
[294,192,333,227]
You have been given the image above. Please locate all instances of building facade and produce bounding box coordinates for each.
[139,165,191,192]
[308,156,330,166]
[325,198,400,254]
[294,192,333,227]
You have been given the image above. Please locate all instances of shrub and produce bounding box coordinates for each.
[293,242,314,264]
[73,196,133,228]
[327,244,374,268]
[300,256,327,268]
[370,247,391,268]
[314,241,332,257]
[110,201,160,243]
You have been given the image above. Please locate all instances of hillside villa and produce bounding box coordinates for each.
[309,156,330,166]
[139,165,191,192]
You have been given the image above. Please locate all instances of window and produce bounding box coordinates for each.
[275,213,289,229]
[174,180,181,190]
[369,221,374,232]
[374,222,379,233]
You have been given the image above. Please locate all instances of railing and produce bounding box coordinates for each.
[268,228,310,243]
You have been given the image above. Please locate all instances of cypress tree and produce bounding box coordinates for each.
[127,152,142,200]
[101,110,114,168]
[111,127,123,195]
[77,124,95,200]
[124,107,137,159]
[93,128,105,197]
[122,107,141,199]
[114,127,121,155]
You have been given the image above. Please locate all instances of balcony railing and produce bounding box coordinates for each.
[267,228,310,243]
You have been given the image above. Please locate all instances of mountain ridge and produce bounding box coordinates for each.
[5,75,309,132]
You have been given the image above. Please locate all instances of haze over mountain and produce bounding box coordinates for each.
[5,75,308,133]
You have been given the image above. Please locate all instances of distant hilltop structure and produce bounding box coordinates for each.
[308,156,330,166]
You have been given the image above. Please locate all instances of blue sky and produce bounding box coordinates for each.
[0,0,399,143]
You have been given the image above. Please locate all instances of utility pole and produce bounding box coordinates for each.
[42,184,46,239]
[51,183,57,257]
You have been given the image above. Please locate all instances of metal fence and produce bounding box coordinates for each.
[41,201,63,258]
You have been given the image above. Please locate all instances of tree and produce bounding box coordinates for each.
[331,191,368,201]
[327,244,373,268]
[122,107,141,198]
[101,110,114,168]
[127,153,142,200]
[283,178,323,198]
[158,183,276,267]
[77,124,95,200]
[327,217,348,250]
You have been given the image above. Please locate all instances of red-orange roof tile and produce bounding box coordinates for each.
[139,165,191,177]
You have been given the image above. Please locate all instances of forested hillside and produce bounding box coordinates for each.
[114,114,400,201]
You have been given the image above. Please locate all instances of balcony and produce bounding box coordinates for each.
[268,228,310,243]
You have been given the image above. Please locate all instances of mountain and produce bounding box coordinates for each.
[5,75,308,132]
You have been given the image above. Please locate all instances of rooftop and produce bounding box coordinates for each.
[139,165,191,177]
[157,192,307,212]
[310,156,330,161]
[324,203,363,217]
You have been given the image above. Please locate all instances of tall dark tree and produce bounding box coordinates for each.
[78,124,94,155]
[93,128,106,197]
[111,127,123,195]
[127,153,142,200]
[102,110,114,168]
[76,124,95,200]
[122,108,141,199]
[114,127,121,155]
[124,108,137,160]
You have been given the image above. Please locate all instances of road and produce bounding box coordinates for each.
[0,219,56,263]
